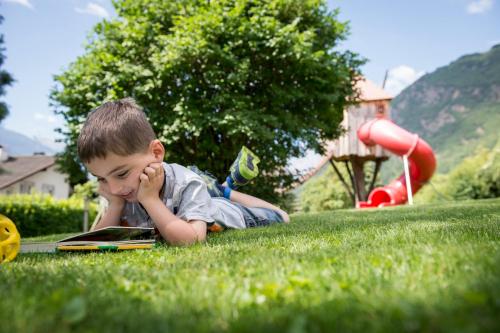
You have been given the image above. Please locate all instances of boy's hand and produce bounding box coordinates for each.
[137,162,164,205]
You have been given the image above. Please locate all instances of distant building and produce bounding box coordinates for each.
[0,146,70,199]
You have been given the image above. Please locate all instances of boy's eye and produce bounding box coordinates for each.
[97,178,106,183]
[117,171,129,178]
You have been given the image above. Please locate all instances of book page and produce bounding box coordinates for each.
[57,226,155,243]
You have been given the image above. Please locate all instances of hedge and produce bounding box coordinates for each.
[0,193,98,237]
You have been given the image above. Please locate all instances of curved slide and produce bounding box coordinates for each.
[356,118,436,208]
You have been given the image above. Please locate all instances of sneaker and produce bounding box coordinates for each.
[226,146,260,189]
[187,165,224,197]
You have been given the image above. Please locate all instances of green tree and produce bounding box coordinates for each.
[51,0,364,203]
[0,14,14,124]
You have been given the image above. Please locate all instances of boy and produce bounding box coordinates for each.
[77,98,289,246]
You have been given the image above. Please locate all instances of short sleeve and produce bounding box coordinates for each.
[176,177,214,223]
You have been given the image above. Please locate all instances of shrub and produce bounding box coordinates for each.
[297,165,351,213]
[0,193,98,237]
[416,140,500,203]
[295,159,384,212]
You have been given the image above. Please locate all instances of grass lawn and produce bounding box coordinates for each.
[1,198,499,333]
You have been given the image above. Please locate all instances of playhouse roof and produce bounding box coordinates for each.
[356,78,393,102]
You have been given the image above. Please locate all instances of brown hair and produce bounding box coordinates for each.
[77,97,156,163]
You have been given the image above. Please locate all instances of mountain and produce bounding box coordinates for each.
[0,127,56,156]
[386,44,500,177]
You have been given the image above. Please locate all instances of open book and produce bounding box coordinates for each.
[20,226,157,253]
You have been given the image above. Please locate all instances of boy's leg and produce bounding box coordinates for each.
[187,164,289,222]
[225,146,260,189]
[231,201,288,228]
[228,190,289,223]
[189,146,260,195]
[187,147,290,222]
[187,165,225,197]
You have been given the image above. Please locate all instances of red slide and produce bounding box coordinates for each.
[356,118,436,208]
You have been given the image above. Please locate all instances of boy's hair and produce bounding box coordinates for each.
[77,97,156,163]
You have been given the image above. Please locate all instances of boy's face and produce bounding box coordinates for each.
[86,140,164,203]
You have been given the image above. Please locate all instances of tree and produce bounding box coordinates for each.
[51,0,364,203]
[0,15,14,124]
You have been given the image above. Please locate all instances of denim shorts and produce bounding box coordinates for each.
[231,202,285,228]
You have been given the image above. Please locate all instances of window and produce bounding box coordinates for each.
[42,184,55,196]
[375,102,386,115]
[20,181,35,194]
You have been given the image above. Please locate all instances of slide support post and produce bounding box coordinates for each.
[403,154,413,205]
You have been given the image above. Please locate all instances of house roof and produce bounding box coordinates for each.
[0,155,56,189]
[356,78,393,101]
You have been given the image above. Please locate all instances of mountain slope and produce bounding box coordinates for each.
[389,44,500,174]
[0,127,55,156]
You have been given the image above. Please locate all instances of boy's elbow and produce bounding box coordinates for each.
[162,220,207,246]
[168,234,206,246]
[167,238,199,247]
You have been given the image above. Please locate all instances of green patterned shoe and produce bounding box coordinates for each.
[226,146,260,189]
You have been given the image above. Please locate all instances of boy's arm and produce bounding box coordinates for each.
[93,201,125,230]
[93,186,126,230]
[138,163,207,246]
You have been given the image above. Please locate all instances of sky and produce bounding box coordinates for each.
[0,0,499,156]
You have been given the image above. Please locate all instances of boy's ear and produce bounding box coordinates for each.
[149,139,165,162]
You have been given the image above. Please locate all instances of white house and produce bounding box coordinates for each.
[0,146,70,199]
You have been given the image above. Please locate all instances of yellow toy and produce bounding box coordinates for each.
[0,214,21,263]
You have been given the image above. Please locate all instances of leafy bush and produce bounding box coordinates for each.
[416,141,500,203]
[297,165,350,213]
[296,160,384,212]
[0,193,98,237]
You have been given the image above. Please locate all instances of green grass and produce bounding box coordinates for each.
[1,199,499,333]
